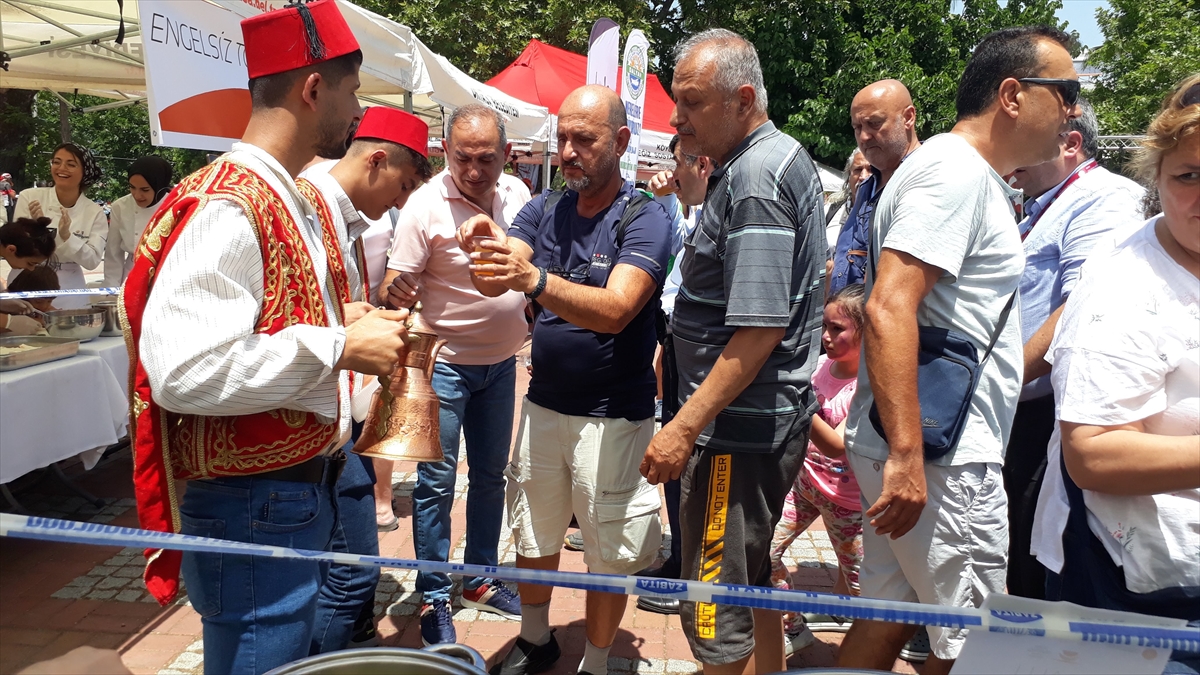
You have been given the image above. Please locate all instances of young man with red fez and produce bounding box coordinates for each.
[122,2,410,673]
[301,105,434,652]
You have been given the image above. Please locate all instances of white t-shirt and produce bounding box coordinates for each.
[1036,218,1199,593]
[845,133,1025,466]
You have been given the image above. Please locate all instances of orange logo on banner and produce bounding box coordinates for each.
[158,89,252,139]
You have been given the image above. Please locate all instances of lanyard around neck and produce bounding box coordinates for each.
[1021,159,1098,241]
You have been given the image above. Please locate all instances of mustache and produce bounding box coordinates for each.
[562,160,583,170]
[676,125,696,136]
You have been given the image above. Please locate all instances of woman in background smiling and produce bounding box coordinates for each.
[11,143,107,308]
[104,156,174,287]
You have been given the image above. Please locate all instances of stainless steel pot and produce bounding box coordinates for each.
[44,308,105,342]
[265,645,487,675]
[92,301,123,337]
[782,662,897,667]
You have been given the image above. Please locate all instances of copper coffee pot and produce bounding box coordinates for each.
[353,303,447,462]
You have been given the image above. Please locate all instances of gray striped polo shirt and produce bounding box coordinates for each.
[672,121,825,453]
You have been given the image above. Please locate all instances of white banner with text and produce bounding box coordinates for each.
[140,0,252,151]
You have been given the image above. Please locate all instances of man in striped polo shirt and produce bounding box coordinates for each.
[640,28,826,674]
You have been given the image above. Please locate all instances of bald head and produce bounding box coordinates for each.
[561,85,627,134]
[849,78,919,182]
[852,79,913,112]
[558,85,630,196]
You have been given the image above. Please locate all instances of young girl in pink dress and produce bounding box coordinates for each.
[769,283,865,649]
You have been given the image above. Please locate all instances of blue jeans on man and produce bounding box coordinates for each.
[178,461,339,675]
[311,433,380,654]
[414,359,519,639]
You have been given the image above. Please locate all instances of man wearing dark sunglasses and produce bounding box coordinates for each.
[1017,77,1081,108]
[838,25,1081,675]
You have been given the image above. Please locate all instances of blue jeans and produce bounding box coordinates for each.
[311,441,380,654]
[178,466,339,675]
[414,359,516,603]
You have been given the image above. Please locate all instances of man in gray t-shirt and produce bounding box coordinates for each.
[641,29,824,672]
[838,26,1082,673]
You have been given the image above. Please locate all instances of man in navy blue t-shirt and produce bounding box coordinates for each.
[455,85,672,675]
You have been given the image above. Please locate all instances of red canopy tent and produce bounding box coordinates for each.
[487,39,676,136]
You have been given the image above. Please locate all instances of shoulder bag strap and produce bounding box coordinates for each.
[869,239,1017,363]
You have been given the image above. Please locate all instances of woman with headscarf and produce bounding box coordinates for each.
[104,156,174,287]
[11,143,107,307]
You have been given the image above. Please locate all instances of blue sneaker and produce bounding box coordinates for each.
[420,599,456,645]
[461,582,521,619]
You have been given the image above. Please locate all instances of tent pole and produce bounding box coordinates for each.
[541,117,554,191]
[8,2,143,65]
[59,99,71,143]
[9,0,125,23]
[5,28,127,59]
[403,91,413,114]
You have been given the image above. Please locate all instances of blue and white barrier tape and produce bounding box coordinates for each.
[2,514,1196,651]
[0,287,121,299]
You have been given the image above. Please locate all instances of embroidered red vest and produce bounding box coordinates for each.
[120,158,352,604]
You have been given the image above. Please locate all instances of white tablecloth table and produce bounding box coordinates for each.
[77,336,130,398]
[0,354,129,484]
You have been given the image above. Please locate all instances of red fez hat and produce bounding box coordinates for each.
[354,107,430,158]
[241,0,360,80]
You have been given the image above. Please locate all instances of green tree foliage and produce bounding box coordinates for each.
[358,0,657,81]
[20,92,207,204]
[1088,0,1200,135]
[364,0,1070,166]
[671,0,1070,165]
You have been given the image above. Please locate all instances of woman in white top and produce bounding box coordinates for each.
[104,156,174,287]
[11,143,107,308]
[1035,75,1199,671]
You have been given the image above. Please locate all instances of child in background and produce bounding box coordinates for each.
[768,283,866,654]
[6,265,60,314]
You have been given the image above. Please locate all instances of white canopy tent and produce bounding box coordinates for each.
[0,0,550,146]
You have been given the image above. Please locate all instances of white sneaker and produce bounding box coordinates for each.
[784,624,815,656]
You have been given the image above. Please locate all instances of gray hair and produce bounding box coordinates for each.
[830,148,862,208]
[674,28,768,115]
[1068,97,1098,159]
[446,104,507,149]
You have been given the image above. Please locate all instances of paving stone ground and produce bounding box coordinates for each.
[0,348,921,675]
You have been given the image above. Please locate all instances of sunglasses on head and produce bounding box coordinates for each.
[1018,77,1081,107]
[1180,82,1200,108]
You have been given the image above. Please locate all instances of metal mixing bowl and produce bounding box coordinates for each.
[265,645,487,675]
[45,308,106,342]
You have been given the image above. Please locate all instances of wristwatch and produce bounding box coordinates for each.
[527,267,548,300]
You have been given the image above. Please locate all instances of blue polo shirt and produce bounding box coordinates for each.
[508,184,671,420]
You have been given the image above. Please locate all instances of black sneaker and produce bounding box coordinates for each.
[563,530,585,552]
[348,618,380,648]
[802,612,852,633]
[419,599,456,646]
[491,632,561,675]
[636,596,680,615]
[898,625,930,663]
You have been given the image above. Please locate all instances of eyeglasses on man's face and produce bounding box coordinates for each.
[1017,77,1082,108]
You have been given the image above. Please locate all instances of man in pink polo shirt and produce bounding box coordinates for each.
[383,104,531,645]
